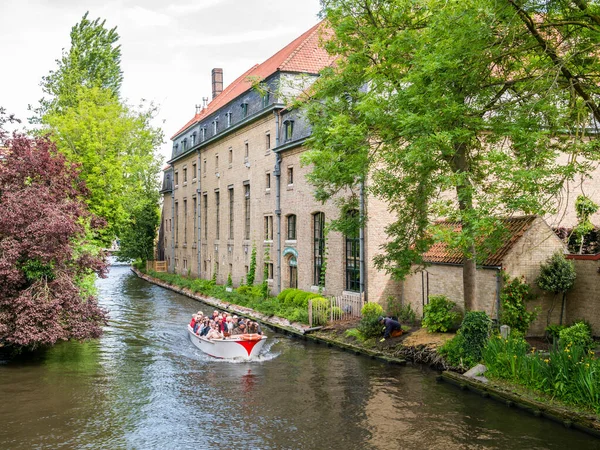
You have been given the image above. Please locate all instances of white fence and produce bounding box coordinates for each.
[308,292,364,327]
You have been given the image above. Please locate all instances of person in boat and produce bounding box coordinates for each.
[247,321,262,335]
[211,310,219,321]
[231,321,247,336]
[196,317,208,335]
[206,323,224,340]
[190,314,198,329]
[199,319,212,337]
[378,316,403,341]
[224,316,233,337]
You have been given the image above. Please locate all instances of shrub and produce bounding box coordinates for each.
[294,291,312,308]
[545,324,566,344]
[345,328,366,342]
[277,288,296,303]
[422,295,461,333]
[537,251,576,325]
[226,273,232,288]
[386,296,417,324]
[284,289,299,305]
[439,311,492,368]
[500,273,538,333]
[560,322,594,352]
[361,302,384,318]
[311,297,330,325]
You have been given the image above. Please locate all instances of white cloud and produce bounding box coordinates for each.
[165,0,225,15]
[123,6,173,28]
[166,25,303,48]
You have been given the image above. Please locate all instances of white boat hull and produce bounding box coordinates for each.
[187,325,267,360]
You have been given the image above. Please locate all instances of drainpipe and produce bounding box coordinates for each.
[196,149,202,278]
[170,168,175,273]
[359,178,367,302]
[495,267,502,322]
[274,109,282,293]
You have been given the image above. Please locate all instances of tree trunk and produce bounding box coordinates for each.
[450,143,477,311]
[560,292,566,326]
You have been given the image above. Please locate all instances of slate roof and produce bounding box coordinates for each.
[422,215,538,267]
[171,21,334,140]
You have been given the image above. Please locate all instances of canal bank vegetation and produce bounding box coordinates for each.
[138,265,326,325]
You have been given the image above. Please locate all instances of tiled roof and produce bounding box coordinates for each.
[422,216,538,266]
[171,21,334,140]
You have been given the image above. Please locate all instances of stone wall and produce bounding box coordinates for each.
[564,256,600,337]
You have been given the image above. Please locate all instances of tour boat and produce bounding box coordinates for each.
[187,325,267,360]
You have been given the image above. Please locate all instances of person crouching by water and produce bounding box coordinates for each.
[378,316,402,342]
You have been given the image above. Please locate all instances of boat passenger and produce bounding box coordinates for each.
[224,316,233,337]
[190,314,198,329]
[247,321,262,335]
[200,319,212,336]
[232,322,247,335]
[206,324,224,340]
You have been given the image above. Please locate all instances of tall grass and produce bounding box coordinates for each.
[483,334,600,412]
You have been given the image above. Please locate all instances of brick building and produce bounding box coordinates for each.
[160,22,366,297]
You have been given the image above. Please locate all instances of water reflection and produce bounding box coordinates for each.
[0,265,597,449]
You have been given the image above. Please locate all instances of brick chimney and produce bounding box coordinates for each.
[212,68,223,99]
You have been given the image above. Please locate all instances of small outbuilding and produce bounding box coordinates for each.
[401,215,567,336]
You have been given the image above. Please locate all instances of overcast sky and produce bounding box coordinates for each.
[0,0,322,161]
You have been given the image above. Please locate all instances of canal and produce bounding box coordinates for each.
[0,265,597,449]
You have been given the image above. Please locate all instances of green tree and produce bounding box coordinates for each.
[303,0,585,309]
[35,11,122,118]
[537,252,576,326]
[573,195,598,254]
[35,14,163,248]
[117,190,160,263]
[42,87,163,245]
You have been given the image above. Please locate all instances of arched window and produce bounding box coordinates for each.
[313,212,325,286]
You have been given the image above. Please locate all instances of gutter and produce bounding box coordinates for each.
[196,149,202,278]
[274,109,282,293]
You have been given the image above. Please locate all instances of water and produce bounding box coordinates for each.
[0,265,597,449]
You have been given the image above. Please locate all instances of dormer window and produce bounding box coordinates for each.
[241,102,248,118]
[226,112,232,127]
[213,117,219,134]
[191,133,196,146]
[201,127,206,141]
[284,120,294,142]
[182,139,187,151]
[262,92,270,108]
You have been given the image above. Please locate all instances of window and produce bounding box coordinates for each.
[284,120,294,141]
[215,191,220,240]
[244,183,250,240]
[265,133,271,151]
[226,112,232,127]
[201,127,206,141]
[175,202,179,245]
[228,187,234,239]
[203,193,208,239]
[182,139,187,151]
[215,155,219,170]
[264,215,273,241]
[203,158,207,174]
[313,212,325,286]
[228,147,233,165]
[244,142,249,161]
[193,196,197,244]
[183,259,187,270]
[289,256,298,289]
[183,199,187,244]
[213,119,218,134]
[265,173,271,190]
[241,102,248,118]
[287,167,294,185]
[191,133,196,146]
[345,210,360,292]
[287,214,296,240]
[175,171,179,186]
[192,163,197,180]
[264,263,274,280]
[183,167,187,183]
[262,92,270,108]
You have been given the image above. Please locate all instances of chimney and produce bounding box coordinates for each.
[212,68,223,99]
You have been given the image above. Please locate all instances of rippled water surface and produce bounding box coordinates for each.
[0,265,598,449]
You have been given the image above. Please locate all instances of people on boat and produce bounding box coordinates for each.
[378,316,403,341]
[190,312,263,339]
